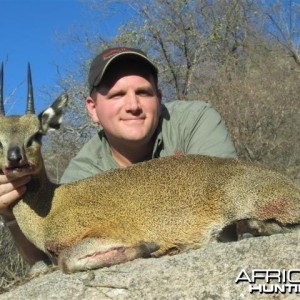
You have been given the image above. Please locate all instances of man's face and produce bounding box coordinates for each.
[86,64,161,147]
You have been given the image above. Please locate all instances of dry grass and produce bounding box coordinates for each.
[0,225,29,293]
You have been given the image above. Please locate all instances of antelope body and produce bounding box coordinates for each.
[1,65,300,274]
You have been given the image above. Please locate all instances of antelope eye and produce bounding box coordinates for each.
[26,133,42,148]
[26,136,34,148]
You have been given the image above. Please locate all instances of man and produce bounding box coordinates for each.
[0,47,237,265]
[60,47,236,183]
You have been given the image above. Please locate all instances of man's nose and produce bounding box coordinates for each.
[124,93,141,112]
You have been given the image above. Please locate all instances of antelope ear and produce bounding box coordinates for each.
[0,62,5,115]
[38,93,69,133]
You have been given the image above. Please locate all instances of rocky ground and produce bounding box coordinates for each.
[1,232,300,299]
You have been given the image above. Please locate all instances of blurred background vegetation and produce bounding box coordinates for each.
[2,0,300,291]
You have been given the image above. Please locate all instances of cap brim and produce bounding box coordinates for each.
[92,52,158,92]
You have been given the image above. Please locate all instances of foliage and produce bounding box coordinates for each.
[204,50,300,179]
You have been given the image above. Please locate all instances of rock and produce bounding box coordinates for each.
[1,232,300,299]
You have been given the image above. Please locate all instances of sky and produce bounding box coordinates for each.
[0,0,125,114]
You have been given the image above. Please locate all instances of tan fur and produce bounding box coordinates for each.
[2,95,300,273]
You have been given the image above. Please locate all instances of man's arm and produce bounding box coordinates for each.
[0,175,47,266]
[163,100,237,158]
[183,102,237,158]
[3,216,48,265]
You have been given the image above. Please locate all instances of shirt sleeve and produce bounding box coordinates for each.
[182,102,237,158]
[59,157,104,184]
[59,134,105,184]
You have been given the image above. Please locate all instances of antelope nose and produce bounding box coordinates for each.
[7,146,22,162]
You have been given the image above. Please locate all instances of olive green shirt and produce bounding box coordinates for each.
[60,100,237,183]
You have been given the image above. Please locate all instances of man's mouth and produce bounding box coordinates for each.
[122,117,145,123]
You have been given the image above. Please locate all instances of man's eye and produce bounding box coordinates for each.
[139,92,151,97]
[109,93,123,99]
[137,90,154,97]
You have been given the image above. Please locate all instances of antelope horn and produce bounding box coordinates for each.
[26,63,35,114]
[0,62,4,115]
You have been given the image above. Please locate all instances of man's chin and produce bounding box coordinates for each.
[119,130,148,141]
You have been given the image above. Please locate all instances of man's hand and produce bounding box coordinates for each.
[0,175,31,219]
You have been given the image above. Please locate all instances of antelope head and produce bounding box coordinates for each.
[0,63,69,177]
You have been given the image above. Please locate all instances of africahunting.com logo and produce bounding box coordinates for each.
[235,269,300,294]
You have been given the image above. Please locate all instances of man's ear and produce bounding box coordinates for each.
[157,89,162,103]
[86,96,100,124]
[38,93,69,134]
